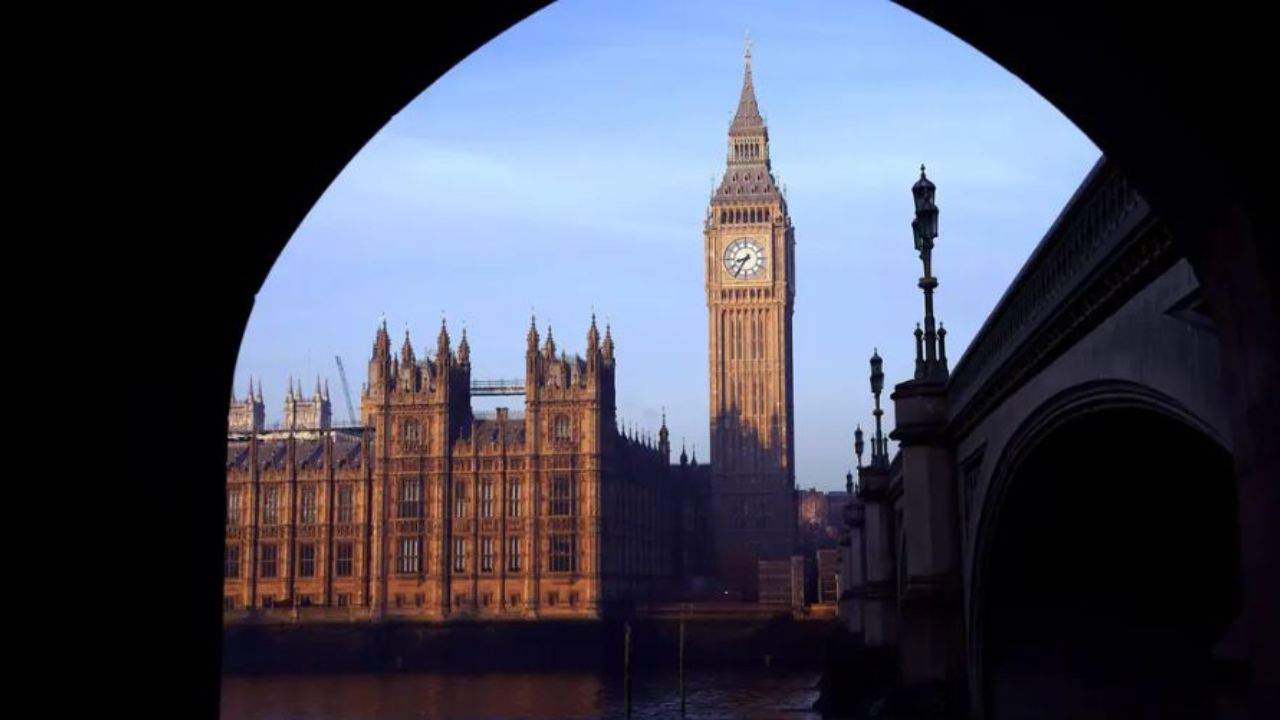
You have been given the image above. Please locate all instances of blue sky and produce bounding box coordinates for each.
[235,0,1099,491]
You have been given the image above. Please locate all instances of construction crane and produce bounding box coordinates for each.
[334,355,358,425]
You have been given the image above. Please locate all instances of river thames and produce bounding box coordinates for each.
[221,668,823,720]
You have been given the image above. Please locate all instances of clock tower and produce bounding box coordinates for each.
[704,39,797,598]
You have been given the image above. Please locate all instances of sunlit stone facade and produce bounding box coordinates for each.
[223,317,683,621]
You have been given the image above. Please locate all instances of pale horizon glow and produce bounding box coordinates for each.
[235,0,1100,491]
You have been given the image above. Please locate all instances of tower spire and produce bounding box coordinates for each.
[601,323,614,363]
[587,313,599,351]
[730,32,764,136]
[437,317,451,361]
[457,326,470,365]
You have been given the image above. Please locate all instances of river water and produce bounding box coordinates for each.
[221,669,823,719]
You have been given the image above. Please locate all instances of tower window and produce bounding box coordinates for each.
[453,537,467,573]
[553,415,572,442]
[549,534,577,573]
[480,479,494,518]
[403,418,422,448]
[480,536,495,573]
[261,486,279,525]
[397,537,421,574]
[299,485,317,524]
[508,536,522,572]
[399,478,423,518]
[550,475,576,516]
[335,542,354,577]
[226,488,243,526]
[259,543,278,578]
[454,481,467,518]
[507,477,521,517]
[224,545,240,579]
[337,485,354,523]
[298,543,316,577]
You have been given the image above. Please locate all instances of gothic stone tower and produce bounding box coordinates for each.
[705,41,797,598]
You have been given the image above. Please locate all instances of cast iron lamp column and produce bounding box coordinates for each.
[911,166,947,382]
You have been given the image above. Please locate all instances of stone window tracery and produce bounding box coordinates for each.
[553,414,572,443]
[298,543,316,577]
[480,536,495,572]
[299,485,318,524]
[337,485,354,523]
[453,537,467,573]
[335,542,353,577]
[262,486,280,525]
[549,534,577,573]
[507,477,521,517]
[402,418,422,449]
[454,481,467,518]
[550,474,576,516]
[259,543,278,578]
[480,479,494,518]
[508,535,522,572]
[397,537,421,574]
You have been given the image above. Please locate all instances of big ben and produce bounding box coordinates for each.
[705,39,796,598]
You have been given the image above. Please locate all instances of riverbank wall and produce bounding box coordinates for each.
[223,615,839,676]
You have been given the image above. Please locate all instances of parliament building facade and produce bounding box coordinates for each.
[223,317,701,621]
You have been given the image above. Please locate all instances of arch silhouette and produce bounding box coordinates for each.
[969,380,1236,717]
[139,4,1277,717]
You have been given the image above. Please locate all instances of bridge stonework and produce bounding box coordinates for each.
[838,157,1236,716]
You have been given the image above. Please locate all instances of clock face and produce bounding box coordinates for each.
[723,238,766,280]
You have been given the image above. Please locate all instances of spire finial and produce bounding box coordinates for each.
[744,30,752,68]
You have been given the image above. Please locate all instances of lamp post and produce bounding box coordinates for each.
[911,165,945,381]
[854,424,865,470]
[870,349,886,468]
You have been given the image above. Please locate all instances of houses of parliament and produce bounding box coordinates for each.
[223,44,797,620]
[225,317,713,620]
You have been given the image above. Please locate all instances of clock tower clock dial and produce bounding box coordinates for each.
[702,40,797,599]
[723,239,766,279]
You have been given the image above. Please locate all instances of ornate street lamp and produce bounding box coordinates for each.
[910,165,946,381]
[869,349,887,467]
[854,424,865,469]
[912,165,938,247]
[870,349,884,396]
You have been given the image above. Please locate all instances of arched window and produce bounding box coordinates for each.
[553,414,572,442]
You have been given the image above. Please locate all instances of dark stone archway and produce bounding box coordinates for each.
[134,4,1278,717]
[978,403,1238,718]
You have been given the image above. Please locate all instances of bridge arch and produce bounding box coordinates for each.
[969,380,1239,718]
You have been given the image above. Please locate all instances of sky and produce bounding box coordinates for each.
[235,0,1100,492]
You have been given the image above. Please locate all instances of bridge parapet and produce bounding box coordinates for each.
[946,157,1165,435]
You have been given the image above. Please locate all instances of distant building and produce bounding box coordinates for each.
[798,488,850,548]
[816,548,839,605]
[224,316,699,621]
[758,556,805,608]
